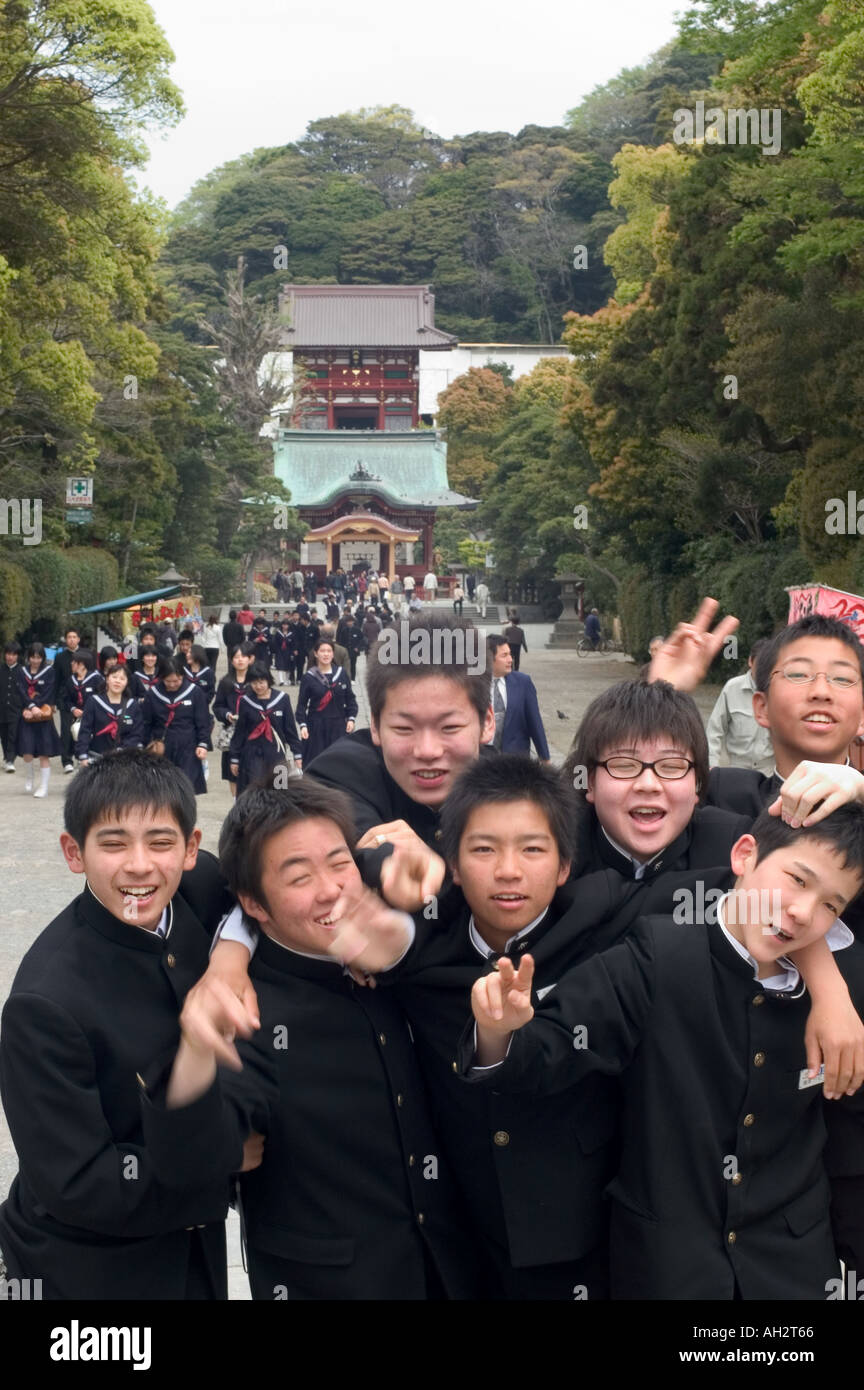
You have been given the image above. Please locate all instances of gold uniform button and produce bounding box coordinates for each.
[166,953,176,968]
[732,1172,743,1186]
[136,1072,147,1091]
[727,1231,737,1245]
[753,1051,766,1067]
[752,994,765,1006]
[417,1213,425,1225]
[434,830,442,841]
[396,1093,404,1107]
[743,1113,755,1127]
[452,1062,458,1073]
[408,1155,415,1167]
[493,1130,510,1147]
[379,1033,386,1046]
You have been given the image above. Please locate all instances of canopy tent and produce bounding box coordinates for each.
[69,585,181,615]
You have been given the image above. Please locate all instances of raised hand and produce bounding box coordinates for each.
[648,597,739,692]
[378,842,445,911]
[472,955,536,1033]
[324,886,413,974]
[768,761,864,827]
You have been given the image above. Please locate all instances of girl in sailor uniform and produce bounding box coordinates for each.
[63,649,105,731]
[141,655,210,795]
[213,642,256,798]
[75,665,144,765]
[270,621,293,686]
[131,649,166,699]
[228,662,303,794]
[16,642,62,796]
[184,643,216,782]
[296,639,358,764]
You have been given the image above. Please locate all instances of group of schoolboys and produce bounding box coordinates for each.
[2,607,864,1302]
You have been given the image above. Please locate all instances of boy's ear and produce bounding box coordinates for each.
[556,859,571,888]
[730,833,758,878]
[480,704,495,745]
[59,832,86,875]
[752,690,770,730]
[237,891,269,925]
[369,715,381,747]
[183,828,202,870]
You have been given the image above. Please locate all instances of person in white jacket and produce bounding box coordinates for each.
[706,638,774,772]
[475,581,490,618]
[423,571,437,604]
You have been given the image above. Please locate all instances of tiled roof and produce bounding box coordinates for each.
[272,429,476,509]
[279,284,457,350]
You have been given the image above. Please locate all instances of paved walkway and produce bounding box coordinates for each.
[0,627,722,1297]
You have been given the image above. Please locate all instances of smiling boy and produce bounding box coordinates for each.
[464,805,864,1299]
[0,749,241,1299]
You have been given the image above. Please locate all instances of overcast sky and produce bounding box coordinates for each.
[139,0,688,208]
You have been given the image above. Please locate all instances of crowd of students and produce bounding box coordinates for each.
[1,603,864,1303]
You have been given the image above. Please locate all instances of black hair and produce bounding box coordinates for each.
[439,755,578,865]
[486,634,510,657]
[248,661,272,683]
[177,629,195,644]
[235,641,257,659]
[64,747,197,846]
[139,646,160,666]
[4,640,21,656]
[166,654,188,679]
[754,615,864,693]
[25,641,47,666]
[98,646,118,673]
[72,648,97,673]
[189,644,208,667]
[749,637,770,662]
[64,626,80,639]
[228,609,237,621]
[366,614,490,725]
[138,624,158,641]
[219,779,356,913]
[750,803,864,887]
[565,679,709,797]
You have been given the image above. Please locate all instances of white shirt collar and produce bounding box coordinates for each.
[601,827,663,881]
[716,891,852,993]
[468,907,549,959]
[87,886,171,940]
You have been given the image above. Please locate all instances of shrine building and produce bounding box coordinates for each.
[270,284,477,582]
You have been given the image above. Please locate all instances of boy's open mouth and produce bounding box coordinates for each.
[802,712,835,725]
[629,807,665,823]
[120,886,157,906]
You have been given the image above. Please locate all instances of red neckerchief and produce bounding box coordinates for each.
[313,669,334,713]
[95,697,125,741]
[26,667,43,701]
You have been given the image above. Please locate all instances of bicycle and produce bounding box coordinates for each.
[576,635,613,656]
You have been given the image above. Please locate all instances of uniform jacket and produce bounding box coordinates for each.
[0,661,22,726]
[0,882,233,1300]
[142,930,479,1300]
[391,875,635,1270]
[75,693,145,761]
[61,670,104,714]
[228,689,302,790]
[458,904,864,1300]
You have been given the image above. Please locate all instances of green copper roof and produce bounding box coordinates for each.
[271,430,476,509]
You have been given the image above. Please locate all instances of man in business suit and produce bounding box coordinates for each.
[487,635,550,762]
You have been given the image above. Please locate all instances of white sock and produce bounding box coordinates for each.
[24,765,33,790]
[40,767,50,791]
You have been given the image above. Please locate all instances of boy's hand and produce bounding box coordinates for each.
[179,974,260,1071]
[647,597,739,691]
[325,887,413,973]
[196,746,207,760]
[768,761,864,827]
[357,819,430,856]
[378,843,445,911]
[804,994,864,1099]
[300,727,308,739]
[204,939,260,1026]
[472,955,535,1032]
